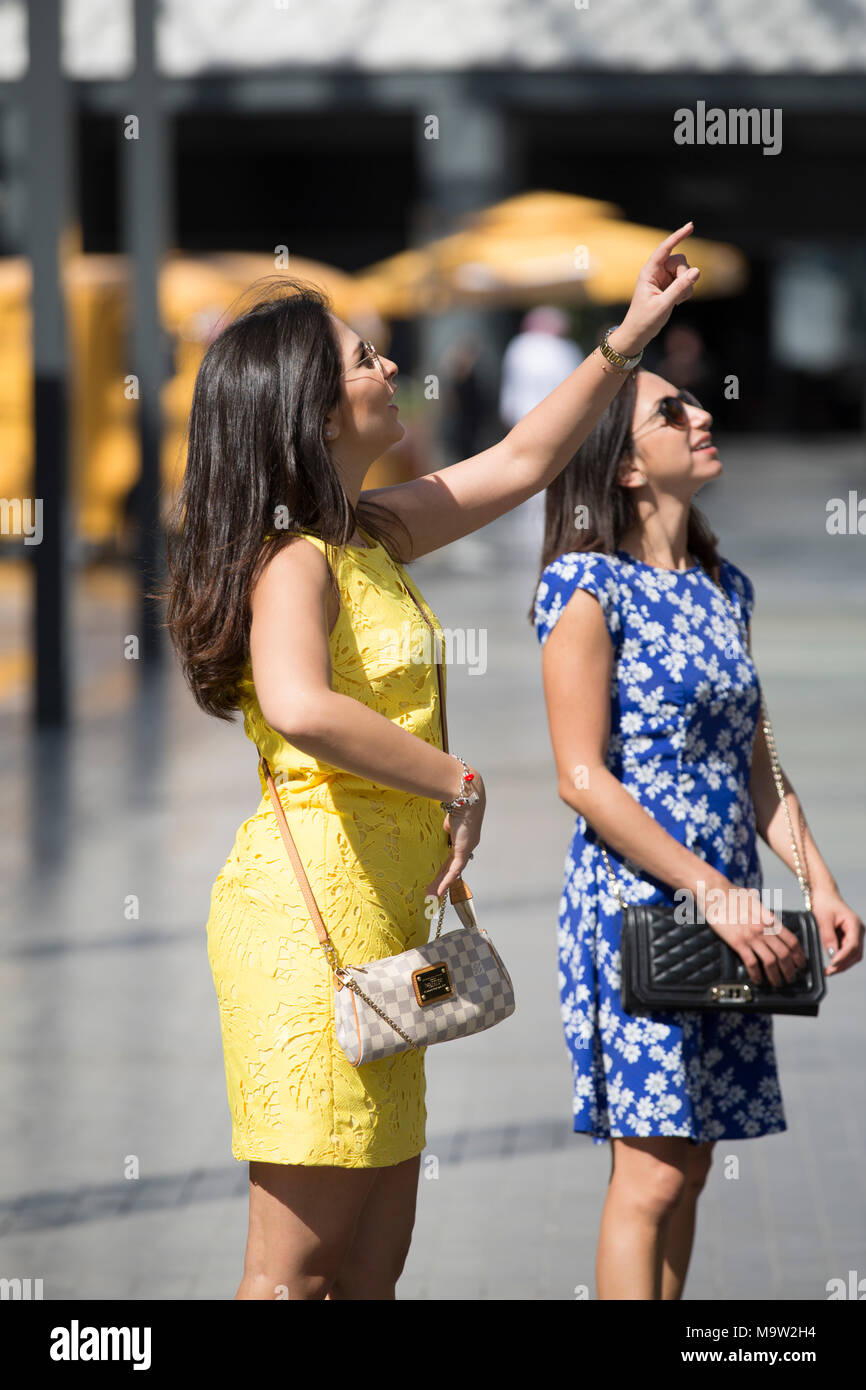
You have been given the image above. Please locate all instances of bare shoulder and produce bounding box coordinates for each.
[252,533,327,593]
[248,536,337,728]
[251,534,339,632]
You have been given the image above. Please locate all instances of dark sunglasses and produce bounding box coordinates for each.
[632,389,703,439]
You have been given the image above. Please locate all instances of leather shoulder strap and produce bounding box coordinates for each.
[395,562,449,753]
[260,757,333,951]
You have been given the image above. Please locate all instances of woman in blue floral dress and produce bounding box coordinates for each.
[532,366,863,1300]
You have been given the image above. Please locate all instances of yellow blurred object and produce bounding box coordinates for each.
[64,255,139,545]
[158,253,389,506]
[0,252,386,546]
[0,260,32,523]
[440,219,746,306]
[355,247,446,319]
[460,190,620,233]
[0,199,745,549]
[355,189,747,315]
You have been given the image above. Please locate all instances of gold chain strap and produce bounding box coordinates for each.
[598,565,812,912]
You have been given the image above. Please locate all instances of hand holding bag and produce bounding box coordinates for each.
[260,559,515,1065]
[596,567,826,1017]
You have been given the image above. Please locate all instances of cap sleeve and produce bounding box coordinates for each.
[533,551,620,648]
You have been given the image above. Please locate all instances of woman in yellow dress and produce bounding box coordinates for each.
[165,228,700,1300]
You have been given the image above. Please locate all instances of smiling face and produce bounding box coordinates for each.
[324,316,404,472]
[619,370,721,498]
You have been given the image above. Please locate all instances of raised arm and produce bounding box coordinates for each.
[363,223,701,561]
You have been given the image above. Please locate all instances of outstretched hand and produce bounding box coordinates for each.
[613,222,701,357]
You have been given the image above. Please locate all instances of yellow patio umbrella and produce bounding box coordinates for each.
[440,219,745,306]
[354,247,445,319]
[159,252,388,342]
[355,190,622,311]
[355,190,747,314]
[461,189,620,234]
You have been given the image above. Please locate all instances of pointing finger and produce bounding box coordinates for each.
[645,221,695,269]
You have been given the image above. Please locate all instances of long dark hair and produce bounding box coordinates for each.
[528,366,719,619]
[163,277,411,720]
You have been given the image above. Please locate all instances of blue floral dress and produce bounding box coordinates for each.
[533,549,787,1146]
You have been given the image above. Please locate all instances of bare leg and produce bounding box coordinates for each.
[660,1141,714,1300]
[235,1160,379,1300]
[328,1153,422,1300]
[596,1136,692,1299]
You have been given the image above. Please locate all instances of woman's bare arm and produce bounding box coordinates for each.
[250,538,464,802]
[249,537,486,894]
[541,588,730,902]
[540,587,807,985]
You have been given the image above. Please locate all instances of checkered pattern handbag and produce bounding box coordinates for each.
[259,563,515,1066]
[260,760,516,1067]
[331,893,515,1064]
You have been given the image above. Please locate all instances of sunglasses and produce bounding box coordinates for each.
[342,339,387,384]
[632,389,703,440]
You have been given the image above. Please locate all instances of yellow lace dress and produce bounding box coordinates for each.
[205,525,450,1167]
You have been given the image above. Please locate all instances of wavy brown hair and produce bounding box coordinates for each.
[162,277,411,719]
[528,366,719,619]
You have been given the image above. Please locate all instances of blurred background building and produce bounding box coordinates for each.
[2,2,865,1305]
[1,0,865,716]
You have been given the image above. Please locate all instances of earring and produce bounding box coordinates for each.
[325,427,336,440]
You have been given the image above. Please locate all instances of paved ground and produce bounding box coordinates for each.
[0,435,864,1300]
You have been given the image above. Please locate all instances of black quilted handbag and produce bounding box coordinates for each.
[599,576,827,1018]
[615,900,825,1016]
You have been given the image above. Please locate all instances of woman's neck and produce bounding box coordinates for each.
[619,512,693,572]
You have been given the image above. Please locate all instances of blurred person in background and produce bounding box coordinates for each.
[499,305,586,427]
[439,334,487,463]
[165,228,699,1301]
[499,305,586,546]
[648,321,721,418]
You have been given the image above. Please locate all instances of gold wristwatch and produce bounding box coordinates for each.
[598,326,644,371]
